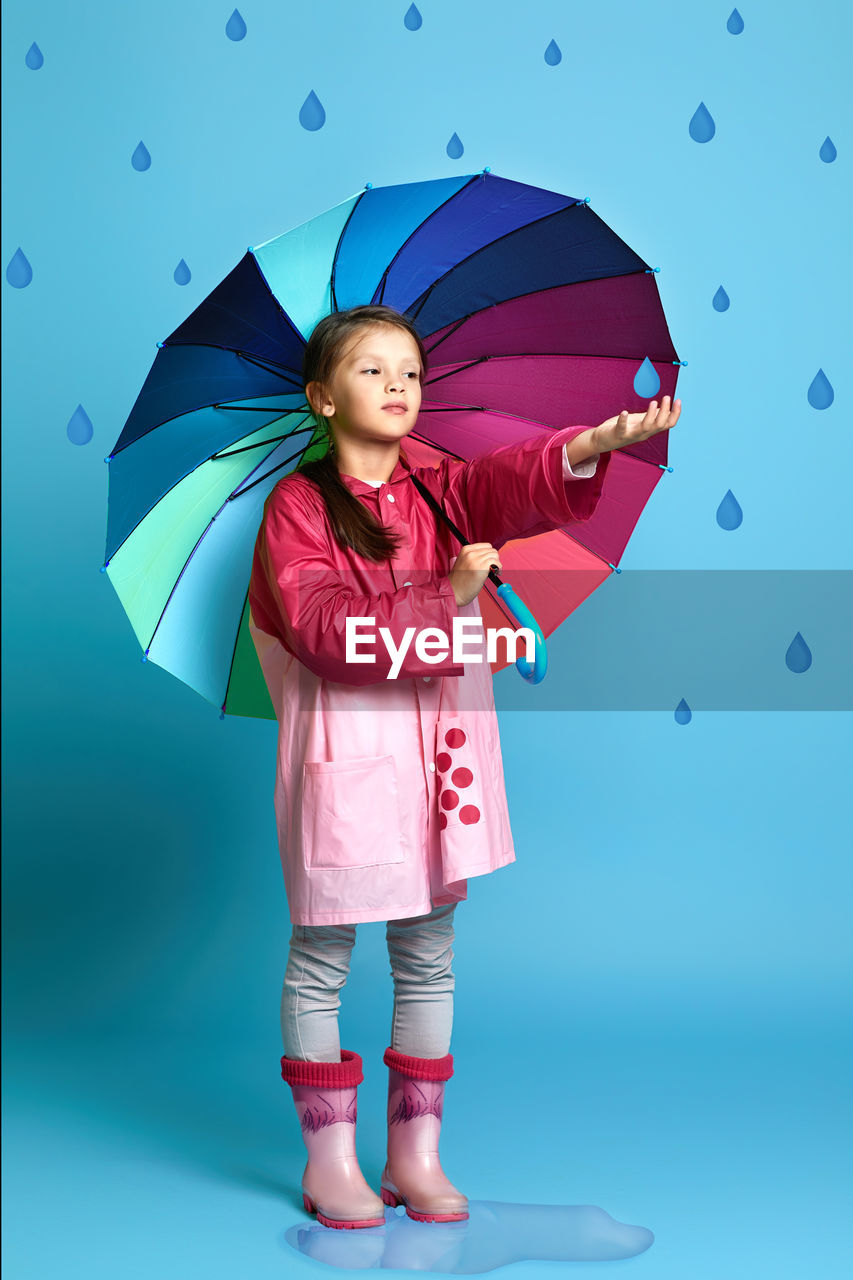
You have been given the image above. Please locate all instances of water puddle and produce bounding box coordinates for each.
[284,1199,653,1271]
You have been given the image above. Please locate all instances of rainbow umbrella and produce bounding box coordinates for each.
[103,170,681,720]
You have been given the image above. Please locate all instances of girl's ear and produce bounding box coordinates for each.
[306,380,334,419]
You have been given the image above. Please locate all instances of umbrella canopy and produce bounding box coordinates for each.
[104,170,680,720]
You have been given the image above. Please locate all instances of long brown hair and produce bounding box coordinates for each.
[295,305,429,561]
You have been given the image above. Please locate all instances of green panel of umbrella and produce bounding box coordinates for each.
[104,398,325,720]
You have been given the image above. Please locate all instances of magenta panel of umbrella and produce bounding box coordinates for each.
[103,171,681,719]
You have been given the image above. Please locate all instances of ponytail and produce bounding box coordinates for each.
[297,448,406,562]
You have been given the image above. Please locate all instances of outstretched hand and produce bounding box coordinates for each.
[593,395,681,453]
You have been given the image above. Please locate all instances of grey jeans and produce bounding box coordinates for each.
[281,903,456,1062]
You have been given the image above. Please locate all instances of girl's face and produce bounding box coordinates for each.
[309,325,423,449]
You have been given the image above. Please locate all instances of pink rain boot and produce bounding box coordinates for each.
[379,1047,469,1223]
[280,1049,385,1230]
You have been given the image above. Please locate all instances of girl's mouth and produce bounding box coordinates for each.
[382,406,408,414]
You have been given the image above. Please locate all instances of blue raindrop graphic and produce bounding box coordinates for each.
[807,368,834,409]
[132,141,151,171]
[225,8,246,40]
[67,404,93,446]
[712,285,730,312]
[26,42,44,69]
[688,102,715,143]
[544,39,562,65]
[819,136,837,163]
[674,698,692,725]
[404,3,422,30]
[6,248,33,288]
[633,356,660,398]
[446,132,464,160]
[716,489,743,530]
[726,9,744,34]
[173,258,191,286]
[785,632,812,674]
[299,90,325,131]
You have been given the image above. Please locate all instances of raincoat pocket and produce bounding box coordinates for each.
[301,755,405,871]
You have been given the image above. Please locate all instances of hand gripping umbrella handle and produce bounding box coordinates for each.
[409,474,548,684]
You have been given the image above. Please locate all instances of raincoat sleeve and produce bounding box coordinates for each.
[434,424,611,550]
[249,478,465,686]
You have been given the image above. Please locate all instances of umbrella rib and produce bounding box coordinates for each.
[417,403,567,437]
[553,523,618,569]
[405,429,466,463]
[420,269,665,355]
[408,200,594,323]
[425,357,489,386]
[415,403,665,470]
[221,584,252,716]
[212,403,310,413]
[145,523,218,656]
[112,405,281,459]
[417,405,492,414]
[232,347,305,387]
[112,393,307,461]
[330,190,370,313]
[424,314,470,354]
[163,340,305,386]
[418,403,559,430]
[108,423,314,563]
[212,424,315,459]
[374,175,483,307]
[227,445,317,499]
[143,434,294,653]
[427,348,677,368]
[423,348,680,393]
[418,402,566,440]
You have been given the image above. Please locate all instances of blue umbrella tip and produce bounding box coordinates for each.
[99,564,106,573]
[365,182,373,189]
[248,246,254,252]
[482,166,491,173]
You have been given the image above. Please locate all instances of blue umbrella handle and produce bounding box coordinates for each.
[495,581,548,684]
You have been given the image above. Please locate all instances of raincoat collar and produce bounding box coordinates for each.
[335,447,414,496]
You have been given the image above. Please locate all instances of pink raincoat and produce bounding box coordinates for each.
[248,425,611,926]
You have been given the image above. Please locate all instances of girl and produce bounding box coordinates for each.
[248,304,679,1231]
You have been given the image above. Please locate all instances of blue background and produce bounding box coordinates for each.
[3,1,851,1277]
